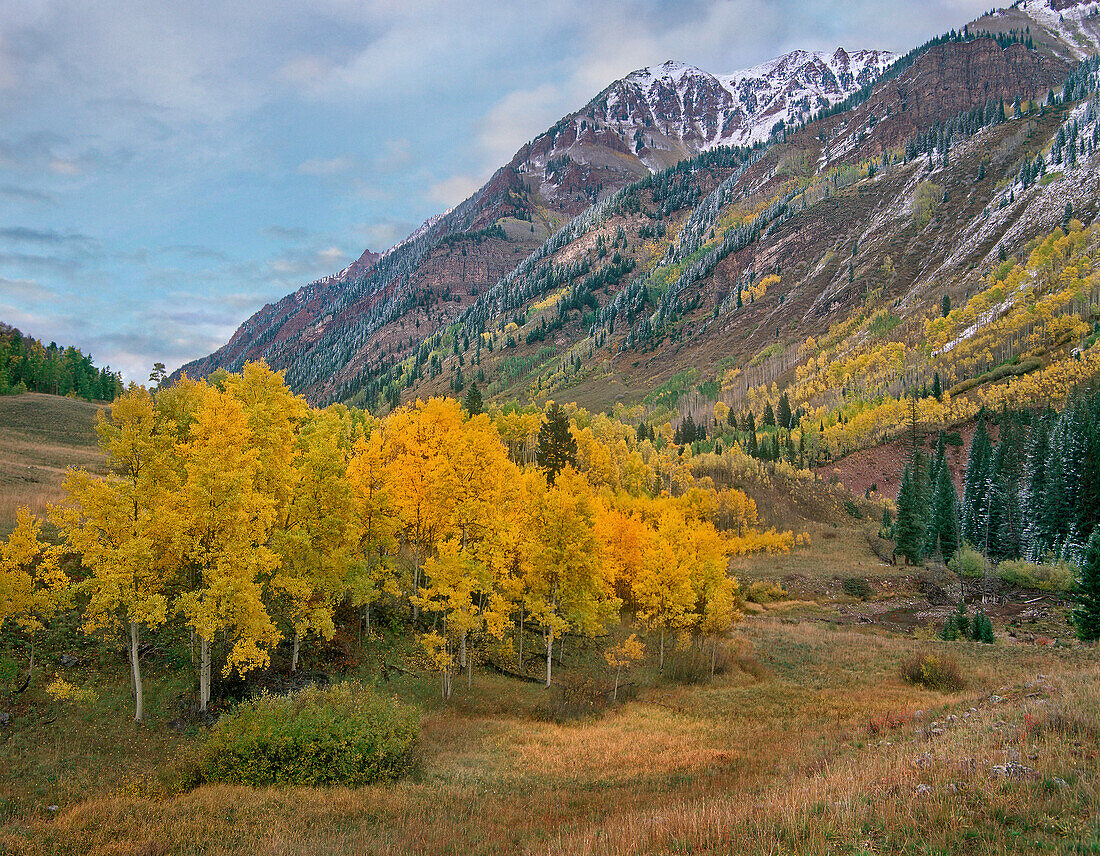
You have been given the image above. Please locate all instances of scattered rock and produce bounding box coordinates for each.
[1006,749,1020,762]
[0,711,9,727]
[1051,776,1068,788]
[991,761,1038,779]
[59,654,78,667]
[915,783,932,796]
[47,806,58,812]
[992,720,1007,729]
[990,695,1005,704]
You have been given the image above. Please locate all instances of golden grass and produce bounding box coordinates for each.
[2,619,1095,855]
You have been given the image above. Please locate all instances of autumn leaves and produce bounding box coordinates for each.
[1,362,795,717]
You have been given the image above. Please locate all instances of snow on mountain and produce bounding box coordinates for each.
[1022,0,1100,59]
[596,47,893,154]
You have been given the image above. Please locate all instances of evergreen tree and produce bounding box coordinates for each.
[931,461,960,561]
[777,393,792,431]
[941,294,951,317]
[763,402,775,427]
[895,463,925,564]
[1073,528,1100,642]
[932,372,943,401]
[462,382,483,416]
[962,421,992,546]
[536,403,577,484]
[952,596,970,638]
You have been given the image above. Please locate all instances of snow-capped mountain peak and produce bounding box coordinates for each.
[590,47,893,160]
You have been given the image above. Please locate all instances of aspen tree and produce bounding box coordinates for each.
[634,510,697,671]
[54,387,176,720]
[524,468,617,687]
[385,399,460,617]
[173,386,280,712]
[346,427,401,636]
[0,509,67,689]
[271,410,356,672]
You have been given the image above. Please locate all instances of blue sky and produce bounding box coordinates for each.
[0,0,989,381]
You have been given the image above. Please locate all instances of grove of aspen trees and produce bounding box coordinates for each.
[0,361,803,719]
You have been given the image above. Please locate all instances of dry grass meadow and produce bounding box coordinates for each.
[0,393,105,538]
[1,617,1096,856]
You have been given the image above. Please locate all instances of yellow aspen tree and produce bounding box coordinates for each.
[414,538,484,699]
[270,410,356,672]
[634,509,698,671]
[173,385,280,712]
[225,361,308,522]
[385,398,460,616]
[53,386,176,721]
[686,521,739,676]
[604,633,644,702]
[594,504,653,609]
[345,426,401,637]
[0,509,67,689]
[524,468,618,687]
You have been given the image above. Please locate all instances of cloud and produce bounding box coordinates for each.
[373,138,413,173]
[354,220,417,252]
[0,276,57,301]
[427,174,482,208]
[263,225,310,241]
[478,83,570,168]
[297,156,356,176]
[0,184,54,205]
[0,226,94,247]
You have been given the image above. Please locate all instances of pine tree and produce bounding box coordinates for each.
[962,421,992,546]
[463,382,483,416]
[931,460,960,561]
[763,402,776,427]
[952,596,970,639]
[895,464,924,564]
[1073,528,1100,642]
[777,393,792,431]
[536,402,577,484]
[941,294,951,317]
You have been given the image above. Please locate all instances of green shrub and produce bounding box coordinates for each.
[996,559,1076,592]
[199,683,419,787]
[971,610,995,643]
[948,544,986,578]
[747,580,788,604]
[900,652,964,692]
[842,577,872,600]
[844,499,863,519]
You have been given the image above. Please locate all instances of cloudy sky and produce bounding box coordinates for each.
[0,0,990,381]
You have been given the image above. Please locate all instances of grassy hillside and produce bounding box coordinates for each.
[0,393,105,538]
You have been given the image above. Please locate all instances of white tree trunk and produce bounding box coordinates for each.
[545,629,553,688]
[291,629,301,673]
[517,605,524,670]
[199,635,211,713]
[660,625,666,672]
[459,631,466,668]
[130,621,144,722]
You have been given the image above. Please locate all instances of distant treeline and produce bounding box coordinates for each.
[0,323,123,402]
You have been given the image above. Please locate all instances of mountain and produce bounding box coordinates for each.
[176,47,893,400]
[181,0,1100,423]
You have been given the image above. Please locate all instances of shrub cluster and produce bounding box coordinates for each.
[842,577,872,600]
[900,652,965,692]
[746,580,788,603]
[199,683,419,787]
